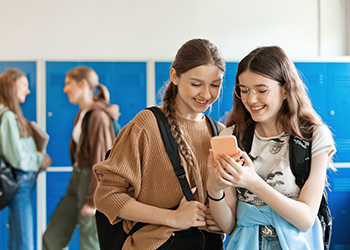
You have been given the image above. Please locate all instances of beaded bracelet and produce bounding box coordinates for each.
[206,190,225,201]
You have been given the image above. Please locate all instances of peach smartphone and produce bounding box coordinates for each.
[211,135,238,162]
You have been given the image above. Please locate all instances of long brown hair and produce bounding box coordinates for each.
[0,68,32,137]
[162,38,226,167]
[66,66,110,103]
[226,46,325,149]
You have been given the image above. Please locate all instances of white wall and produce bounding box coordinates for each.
[0,0,348,61]
[0,1,349,249]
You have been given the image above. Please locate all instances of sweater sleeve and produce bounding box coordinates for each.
[93,112,150,224]
[85,110,115,207]
[0,111,44,171]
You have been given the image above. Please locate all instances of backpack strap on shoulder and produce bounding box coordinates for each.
[289,132,312,189]
[204,115,219,137]
[146,106,194,201]
[238,123,255,153]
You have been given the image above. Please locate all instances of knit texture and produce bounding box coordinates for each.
[93,109,224,250]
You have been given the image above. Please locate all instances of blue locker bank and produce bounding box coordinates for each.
[0,60,349,250]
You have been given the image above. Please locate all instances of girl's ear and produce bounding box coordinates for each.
[78,78,88,89]
[283,84,287,100]
[170,68,178,85]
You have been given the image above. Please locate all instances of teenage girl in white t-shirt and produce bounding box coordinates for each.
[206,46,336,250]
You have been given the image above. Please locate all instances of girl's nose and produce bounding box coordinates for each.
[246,89,258,103]
[201,87,211,99]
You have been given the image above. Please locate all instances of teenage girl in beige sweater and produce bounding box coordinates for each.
[93,38,226,250]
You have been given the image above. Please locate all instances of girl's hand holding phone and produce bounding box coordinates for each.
[210,135,243,166]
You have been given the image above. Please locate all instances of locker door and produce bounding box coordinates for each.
[294,62,327,122]
[46,62,80,167]
[218,62,238,123]
[46,172,79,249]
[0,61,37,249]
[111,62,147,127]
[328,168,350,250]
[327,63,350,162]
[155,62,172,106]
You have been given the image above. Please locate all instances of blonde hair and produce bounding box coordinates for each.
[66,66,110,103]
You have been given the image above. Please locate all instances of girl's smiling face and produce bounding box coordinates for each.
[238,70,286,127]
[63,77,85,104]
[16,76,30,104]
[171,64,224,120]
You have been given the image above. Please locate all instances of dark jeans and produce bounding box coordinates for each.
[157,227,224,250]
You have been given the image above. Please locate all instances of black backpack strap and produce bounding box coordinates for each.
[147,106,194,201]
[237,123,255,153]
[289,133,312,189]
[204,115,219,137]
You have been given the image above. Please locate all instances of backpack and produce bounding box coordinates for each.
[240,125,332,250]
[0,107,20,210]
[95,106,219,250]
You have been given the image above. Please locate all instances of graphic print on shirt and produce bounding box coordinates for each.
[237,134,289,206]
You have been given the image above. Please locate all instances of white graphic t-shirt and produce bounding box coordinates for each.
[220,125,336,207]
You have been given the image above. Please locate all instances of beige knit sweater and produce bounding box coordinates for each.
[93,109,224,250]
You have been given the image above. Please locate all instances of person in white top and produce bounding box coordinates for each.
[206,46,336,250]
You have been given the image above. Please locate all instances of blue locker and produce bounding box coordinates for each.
[218,62,238,123]
[46,172,79,249]
[0,61,37,249]
[294,62,328,122]
[0,207,9,249]
[110,62,147,127]
[328,168,350,250]
[46,62,81,167]
[46,61,147,167]
[326,63,350,163]
[155,62,172,106]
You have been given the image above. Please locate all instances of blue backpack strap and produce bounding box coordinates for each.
[147,106,194,202]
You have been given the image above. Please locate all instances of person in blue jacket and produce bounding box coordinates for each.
[0,68,52,250]
[206,46,336,250]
